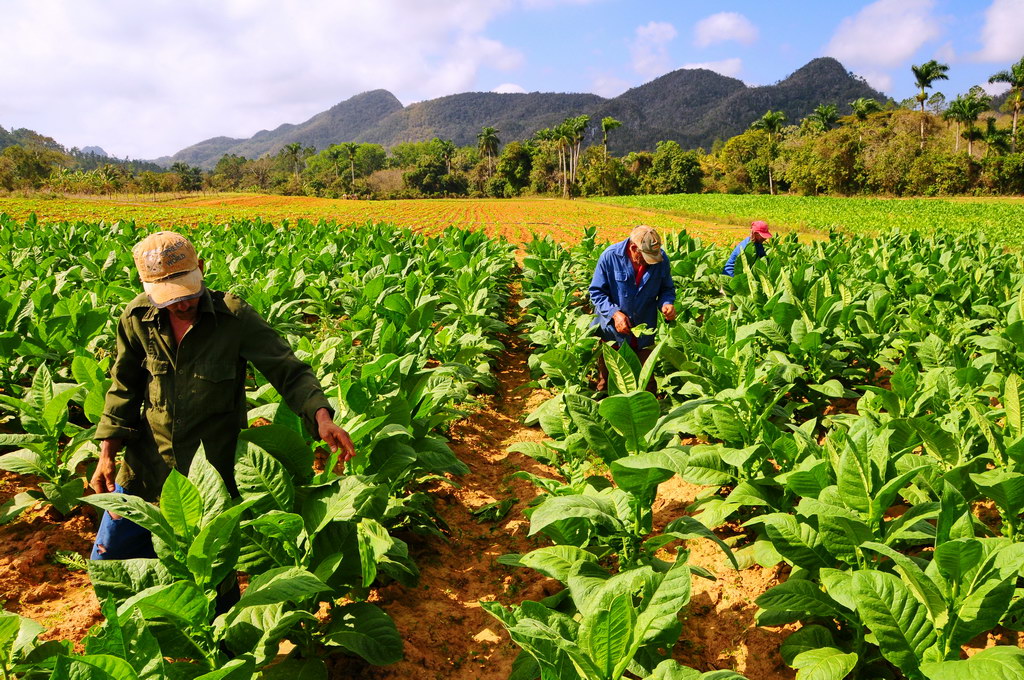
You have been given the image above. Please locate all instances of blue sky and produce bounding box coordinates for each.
[1,0,1021,159]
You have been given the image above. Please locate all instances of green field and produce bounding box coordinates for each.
[596,194,1024,246]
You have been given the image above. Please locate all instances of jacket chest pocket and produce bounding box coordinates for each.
[192,362,237,415]
[146,359,172,407]
[614,270,635,306]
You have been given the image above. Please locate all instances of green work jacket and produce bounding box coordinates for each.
[95,289,331,500]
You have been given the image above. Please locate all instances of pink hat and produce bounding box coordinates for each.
[751,220,772,239]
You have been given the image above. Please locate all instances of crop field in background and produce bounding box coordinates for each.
[596,194,1024,246]
[0,194,762,247]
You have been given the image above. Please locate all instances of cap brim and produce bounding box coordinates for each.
[640,250,663,264]
[143,269,204,308]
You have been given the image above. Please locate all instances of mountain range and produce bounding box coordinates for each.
[158,58,886,168]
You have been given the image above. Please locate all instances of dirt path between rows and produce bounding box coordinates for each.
[339,284,796,680]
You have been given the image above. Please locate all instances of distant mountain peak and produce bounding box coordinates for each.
[161,58,888,168]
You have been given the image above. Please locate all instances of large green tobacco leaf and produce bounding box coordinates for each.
[187,448,231,524]
[635,558,693,645]
[790,648,858,680]
[323,602,403,666]
[580,590,637,679]
[756,580,845,623]
[852,571,938,673]
[85,493,177,550]
[603,344,641,395]
[221,602,315,667]
[238,424,314,484]
[528,494,622,538]
[519,546,599,582]
[87,559,175,605]
[260,658,328,680]
[160,470,204,542]
[84,605,165,680]
[481,600,580,680]
[565,393,627,463]
[116,581,209,628]
[920,645,1024,680]
[52,654,139,680]
[749,514,832,570]
[235,442,295,514]
[302,476,387,535]
[609,450,685,497]
[236,566,329,608]
[185,501,251,589]
[599,391,660,453]
[192,658,257,680]
[818,514,872,565]
[780,625,837,665]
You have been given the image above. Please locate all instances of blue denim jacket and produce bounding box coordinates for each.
[723,237,766,276]
[588,239,675,348]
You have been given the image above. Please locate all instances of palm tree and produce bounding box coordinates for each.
[477,126,500,176]
[911,60,950,148]
[339,142,359,185]
[601,116,622,159]
[809,103,839,132]
[849,97,882,122]
[958,87,992,156]
[988,56,1024,152]
[282,142,303,178]
[942,95,970,153]
[566,115,590,189]
[433,138,456,175]
[750,110,787,195]
[983,117,1012,157]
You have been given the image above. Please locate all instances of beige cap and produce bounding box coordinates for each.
[132,231,204,308]
[629,225,663,264]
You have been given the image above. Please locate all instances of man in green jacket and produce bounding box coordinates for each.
[90,230,353,559]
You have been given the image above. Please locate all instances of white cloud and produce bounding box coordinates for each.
[975,0,1024,61]
[825,0,942,67]
[591,73,632,97]
[492,83,527,93]
[681,58,744,79]
[693,12,758,48]
[630,21,678,78]
[935,41,957,63]
[858,70,895,93]
[0,0,542,158]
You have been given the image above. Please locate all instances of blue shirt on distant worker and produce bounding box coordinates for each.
[722,237,767,276]
[589,238,676,349]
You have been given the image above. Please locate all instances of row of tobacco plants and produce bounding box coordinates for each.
[486,226,1024,680]
[0,213,516,678]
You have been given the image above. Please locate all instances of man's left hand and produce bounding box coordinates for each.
[316,408,356,462]
[661,303,677,322]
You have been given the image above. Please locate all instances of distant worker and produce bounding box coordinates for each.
[723,220,772,276]
[589,225,676,393]
[91,230,355,560]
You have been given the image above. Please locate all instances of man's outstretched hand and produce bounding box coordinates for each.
[661,303,677,322]
[316,408,356,462]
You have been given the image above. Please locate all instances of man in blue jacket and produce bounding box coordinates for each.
[723,220,771,276]
[589,225,676,393]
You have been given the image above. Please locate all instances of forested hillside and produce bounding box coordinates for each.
[160,57,885,168]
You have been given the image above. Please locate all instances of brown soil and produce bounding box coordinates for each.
[0,472,102,643]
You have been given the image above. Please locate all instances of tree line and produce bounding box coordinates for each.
[1,55,1021,198]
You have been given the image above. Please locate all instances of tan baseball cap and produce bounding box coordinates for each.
[132,231,204,308]
[629,225,663,264]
